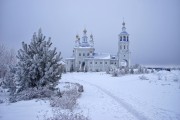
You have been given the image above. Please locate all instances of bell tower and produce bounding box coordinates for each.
[118,21,130,68]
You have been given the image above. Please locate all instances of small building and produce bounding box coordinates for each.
[65,21,130,72]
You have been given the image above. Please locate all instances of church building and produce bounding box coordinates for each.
[65,21,130,72]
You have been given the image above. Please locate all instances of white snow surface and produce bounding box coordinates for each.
[0,70,180,120]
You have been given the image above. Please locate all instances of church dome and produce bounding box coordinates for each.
[120,21,129,35]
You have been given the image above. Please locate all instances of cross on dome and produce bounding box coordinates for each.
[83,28,87,34]
[76,34,79,39]
[90,34,93,39]
[122,21,126,32]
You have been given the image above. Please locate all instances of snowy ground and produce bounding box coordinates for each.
[0,70,180,120]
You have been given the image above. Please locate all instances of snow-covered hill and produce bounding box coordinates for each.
[0,70,180,120]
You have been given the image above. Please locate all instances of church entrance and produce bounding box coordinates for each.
[120,59,128,68]
[81,61,85,72]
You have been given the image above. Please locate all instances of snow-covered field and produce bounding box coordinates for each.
[0,70,180,120]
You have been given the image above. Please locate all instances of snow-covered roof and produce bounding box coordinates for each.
[94,53,111,59]
[110,55,118,60]
[60,60,66,65]
[85,53,111,60]
[119,31,129,35]
[74,46,93,49]
[80,42,90,47]
[65,57,75,60]
[84,53,119,60]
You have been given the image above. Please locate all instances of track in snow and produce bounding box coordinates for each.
[74,78,150,120]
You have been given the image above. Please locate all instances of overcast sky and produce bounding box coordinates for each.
[0,0,180,66]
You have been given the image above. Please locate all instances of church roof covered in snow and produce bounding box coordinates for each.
[119,31,129,35]
[65,57,75,60]
[93,53,111,59]
[85,53,118,60]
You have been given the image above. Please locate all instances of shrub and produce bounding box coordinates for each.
[130,68,134,74]
[173,77,179,82]
[157,74,162,80]
[106,67,111,74]
[50,86,81,110]
[151,69,154,73]
[45,109,89,120]
[0,99,4,104]
[9,86,55,103]
[112,69,119,77]
[139,75,149,80]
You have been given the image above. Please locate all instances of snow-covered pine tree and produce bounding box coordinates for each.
[16,29,62,92]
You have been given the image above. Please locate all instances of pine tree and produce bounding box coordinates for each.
[16,29,62,92]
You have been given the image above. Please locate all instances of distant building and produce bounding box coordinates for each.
[65,21,130,72]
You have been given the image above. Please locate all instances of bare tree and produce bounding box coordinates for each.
[0,44,16,78]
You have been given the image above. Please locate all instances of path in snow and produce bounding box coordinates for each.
[72,77,150,120]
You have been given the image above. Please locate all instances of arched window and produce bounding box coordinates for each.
[120,36,122,41]
[123,36,126,41]
[127,36,129,41]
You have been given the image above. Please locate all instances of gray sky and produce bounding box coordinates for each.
[0,0,180,66]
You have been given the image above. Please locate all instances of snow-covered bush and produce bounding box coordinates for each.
[144,68,149,74]
[124,67,129,74]
[130,68,134,74]
[45,109,89,120]
[111,69,119,77]
[0,99,3,104]
[50,85,81,110]
[151,69,154,73]
[16,29,62,92]
[74,83,84,92]
[132,64,140,69]
[157,73,162,80]
[139,75,149,80]
[173,76,179,82]
[9,86,55,103]
[109,67,131,76]
[137,66,144,74]
[106,67,111,74]
[119,69,125,75]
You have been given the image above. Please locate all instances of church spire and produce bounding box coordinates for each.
[122,20,126,32]
[75,34,80,47]
[90,33,94,47]
[81,28,90,47]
